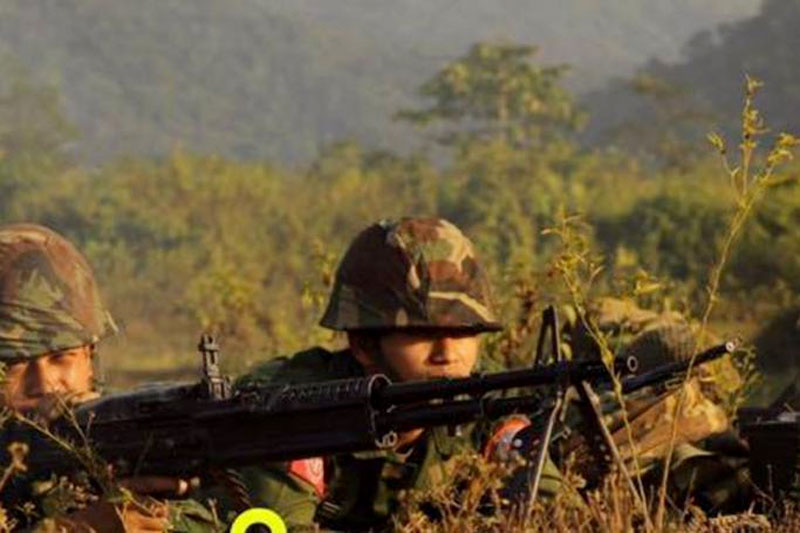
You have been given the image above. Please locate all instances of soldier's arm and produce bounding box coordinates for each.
[48,478,218,533]
[168,498,224,533]
[666,438,752,514]
[44,501,169,533]
[238,462,323,531]
[22,476,211,533]
[483,416,563,501]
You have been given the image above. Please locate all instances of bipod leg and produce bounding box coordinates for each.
[522,385,567,523]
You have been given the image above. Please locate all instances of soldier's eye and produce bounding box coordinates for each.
[48,351,76,365]
[4,362,26,378]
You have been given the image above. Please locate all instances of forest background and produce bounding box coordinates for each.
[1,0,799,405]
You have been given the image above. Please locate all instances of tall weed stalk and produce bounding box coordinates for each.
[654,76,799,530]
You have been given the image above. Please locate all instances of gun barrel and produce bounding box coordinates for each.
[376,394,543,433]
[621,340,737,394]
[374,356,637,408]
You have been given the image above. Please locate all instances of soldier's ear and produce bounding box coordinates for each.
[86,343,101,388]
[83,344,96,367]
[84,345,94,378]
[347,331,383,374]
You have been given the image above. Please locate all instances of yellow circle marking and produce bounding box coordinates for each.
[230,507,287,533]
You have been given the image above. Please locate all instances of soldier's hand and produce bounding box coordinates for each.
[55,475,195,532]
[119,501,170,532]
[120,475,196,497]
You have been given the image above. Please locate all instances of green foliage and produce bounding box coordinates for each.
[597,175,732,283]
[0,61,76,224]
[398,43,583,150]
[0,61,74,159]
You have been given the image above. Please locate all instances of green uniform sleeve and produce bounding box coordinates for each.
[23,499,221,533]
[537,454,563,500]
[169,498,223,533]
[666,440,751,514]
[239,464,321,531]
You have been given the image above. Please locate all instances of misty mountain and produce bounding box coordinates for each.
[584,0,800,155]
[0,0,758,163]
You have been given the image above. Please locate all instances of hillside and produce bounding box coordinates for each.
[584,0,800,155]
[0,0,758,163]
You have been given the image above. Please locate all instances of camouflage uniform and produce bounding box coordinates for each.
[232,217,560,532]
[0,224,217,532]
[561,298,752,513]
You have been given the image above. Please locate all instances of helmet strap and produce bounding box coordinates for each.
[89,343,106,394]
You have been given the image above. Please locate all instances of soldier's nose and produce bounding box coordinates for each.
[23,359,53,397]
[429,337,458,365]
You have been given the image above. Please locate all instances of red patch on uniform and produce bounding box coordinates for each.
[483,417,531,460]
[288,457,326,497]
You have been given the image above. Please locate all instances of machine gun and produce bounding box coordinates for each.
[504,305,738,516]
[574,339,738,479]
[738,377,800,503]
[3,335,638,484]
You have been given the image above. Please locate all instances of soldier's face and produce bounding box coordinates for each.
[366,330,481,382]
[1,345,94,413]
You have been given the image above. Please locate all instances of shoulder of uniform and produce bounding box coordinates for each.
[236,347,362,387]
[280,347,361,382]
[482,416,531,460]
[287,457,327,498]
[233,354,291,389]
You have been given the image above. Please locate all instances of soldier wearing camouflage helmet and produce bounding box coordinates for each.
[0,224,217,533]
[231,217,560,531]
[320,216,501,333]
[0,223,112,413]
[560,297,752,513]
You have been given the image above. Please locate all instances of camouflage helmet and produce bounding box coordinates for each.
[320,217,501,332]
[0,223,112,362]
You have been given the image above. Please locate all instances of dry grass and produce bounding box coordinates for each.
[392,451,799,533]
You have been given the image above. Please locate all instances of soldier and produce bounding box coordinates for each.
[0,223,215,532]
[560,297,752,513]
[233,216,560,531]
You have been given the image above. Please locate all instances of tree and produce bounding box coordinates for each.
[397,43,583,152]
[0,62,78,223]
[0,62,76,158]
